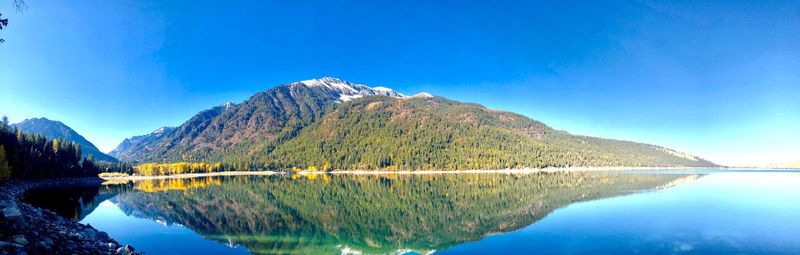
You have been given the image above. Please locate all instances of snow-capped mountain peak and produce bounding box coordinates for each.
[299,77,357,92]
[151,127,174,135]
[372,86,393,92]
[295,77,406,102]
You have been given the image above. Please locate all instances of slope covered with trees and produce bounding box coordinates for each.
[13,117,117,162]
[0,117,99,180]
[265,96,715,170]
[111,78,716,170]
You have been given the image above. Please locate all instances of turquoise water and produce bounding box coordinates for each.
[24,170,800,254]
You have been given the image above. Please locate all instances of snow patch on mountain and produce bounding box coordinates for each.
[151,126,175,135]
[222,102,235,111]
[410,92,434,98]
[297,77,406,102]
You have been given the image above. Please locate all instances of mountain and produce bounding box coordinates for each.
[109,77,404,163]
[13,118,117,162]
[111,77,716,169]
[764,160,800,169]
[108,126,176,162]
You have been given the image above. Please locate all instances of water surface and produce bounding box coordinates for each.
[23,170,800,254]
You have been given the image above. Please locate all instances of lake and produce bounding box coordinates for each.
[23,170,800,254]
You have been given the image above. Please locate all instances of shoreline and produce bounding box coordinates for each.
[0,178,141,255]
[102,170,280,181]
[95,166,800,181]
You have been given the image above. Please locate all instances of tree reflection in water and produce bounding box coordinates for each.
[26,172,699,255]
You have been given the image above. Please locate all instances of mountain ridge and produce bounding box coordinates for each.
[110,77,716,169]
[13,117,118,162]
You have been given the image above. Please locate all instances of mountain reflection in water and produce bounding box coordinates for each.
[24,172,698,255]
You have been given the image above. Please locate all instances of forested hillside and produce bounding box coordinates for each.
[265,96,715,170]
[0,118,98,179]
[13,117,117,162]
[111,78,716,170]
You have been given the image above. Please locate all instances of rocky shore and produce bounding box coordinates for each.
[0,178,140,255]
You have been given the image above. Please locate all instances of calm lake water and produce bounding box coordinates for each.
[23,170,800,255]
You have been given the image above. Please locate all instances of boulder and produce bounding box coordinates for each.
[43,237,54,247]
[125,244,135,253]
[116,244,136,255]
[0,240,24,248]
[82,228,97,239]
[12,235,27,246]
[0,200,27,228]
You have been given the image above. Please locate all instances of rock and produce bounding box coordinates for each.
[117,244,135,255]
[0,200,12,209]
[0,200,27,228]
[116,247,126,255]
[82,228,97,239]
[0,240,23,248]
[1,203,22,218]
[107,242,117,249]
[43,237,54,247]
[12,235,27,246]
[97,231,109,239]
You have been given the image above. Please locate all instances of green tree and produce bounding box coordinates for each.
[82,154,96,175]
[0,145,11,180]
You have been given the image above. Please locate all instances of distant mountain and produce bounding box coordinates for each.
[765,161,800,169]
[111,77,716,169]
[13,118,117,162]
[108,126,176,162]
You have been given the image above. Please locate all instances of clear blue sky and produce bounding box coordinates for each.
[1,0,798,166]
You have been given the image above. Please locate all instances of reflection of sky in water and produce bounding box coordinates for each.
[439,173,800,254]
[81,201,250,255]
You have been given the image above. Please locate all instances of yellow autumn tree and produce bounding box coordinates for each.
[133,162,224,176]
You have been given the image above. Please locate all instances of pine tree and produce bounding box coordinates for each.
[82,154,96,176]
[0,145,11,181]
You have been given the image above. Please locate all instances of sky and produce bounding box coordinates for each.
[0,0,798,167]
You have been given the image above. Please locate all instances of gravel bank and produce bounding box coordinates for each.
[0,178,140,255]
